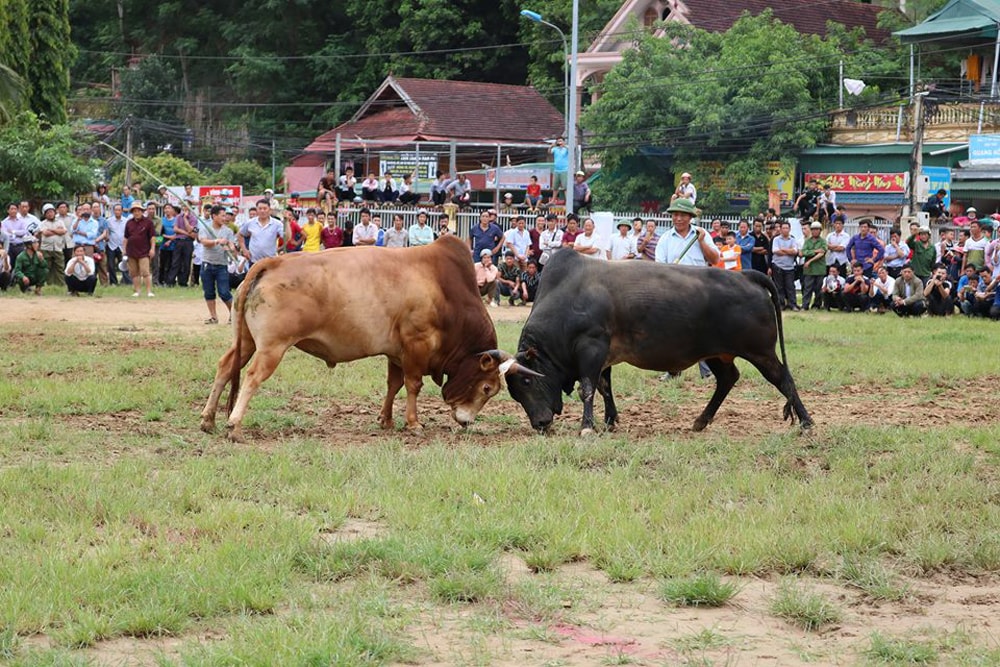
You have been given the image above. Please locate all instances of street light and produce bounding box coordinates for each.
[520,9,570,155]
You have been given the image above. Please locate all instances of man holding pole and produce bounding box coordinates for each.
[654,199,719,266]
[653,197,719,381]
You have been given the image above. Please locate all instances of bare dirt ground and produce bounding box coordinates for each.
[10,295,1000,665]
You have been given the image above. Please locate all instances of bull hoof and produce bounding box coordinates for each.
[800,420,814,432]
[199,417,215,434]
[405,423,425,435]
[691,419,708,432]
[378,416,394,430]
[226,425,244,443]
[580,427,596,437]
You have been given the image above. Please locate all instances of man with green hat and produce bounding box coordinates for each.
[654,198,719,266]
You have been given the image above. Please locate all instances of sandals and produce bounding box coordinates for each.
[204,317,218,325]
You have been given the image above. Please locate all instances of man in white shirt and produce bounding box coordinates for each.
[353,208,379,246]
[539,214,563,267]
[825,218,850,278]
[378,171,399,204]
[399,173,420,206]
[869,265,895,313]
[671,172,697,204]
[610,221,637,260]
[504,216,531,268]
[64,245,96,295]
[654,198,718,266]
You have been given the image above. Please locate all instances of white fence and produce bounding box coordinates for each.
[303,204,899,242]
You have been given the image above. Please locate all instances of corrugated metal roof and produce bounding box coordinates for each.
[950,179,1000,190]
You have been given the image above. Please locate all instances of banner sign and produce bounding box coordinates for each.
[486,167,552,190]
[379,152,438,180]
[164,185,243,207]
[969,134,1000,163]
[805,173,906,193]
[921,166,951,208]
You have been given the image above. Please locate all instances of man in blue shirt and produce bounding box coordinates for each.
[469,210,503,263]
[846,220,883,277]
[549,137,569,203]
[735,219,755,271]
[238,199,291,266]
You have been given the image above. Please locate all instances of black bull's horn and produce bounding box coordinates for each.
[480,350,544,378]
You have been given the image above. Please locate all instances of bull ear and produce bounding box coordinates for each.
[479,351,500,372]
[524,347,539,361]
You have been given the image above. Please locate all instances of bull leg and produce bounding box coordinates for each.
[596,367,618,430]
[692,358,740,432]
[200,337,256,433]
[378,361,405,430]
[579,376,597,436]
[402,371,424,431]
[747,355,814,429]
[226,347,287,442]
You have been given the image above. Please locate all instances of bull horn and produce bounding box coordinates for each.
[504,361,544,378]
[479,350,545,378]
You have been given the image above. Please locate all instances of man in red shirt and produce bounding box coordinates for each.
[124,201,156,297]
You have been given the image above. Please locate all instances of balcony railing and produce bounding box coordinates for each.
[828,101,1000,144]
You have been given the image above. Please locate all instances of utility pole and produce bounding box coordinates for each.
[271,139,276,191]
[565,0,580,216]
[905,91,927,218]
[124,116,134,187]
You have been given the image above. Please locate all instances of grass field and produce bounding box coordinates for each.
[1,287,999,665]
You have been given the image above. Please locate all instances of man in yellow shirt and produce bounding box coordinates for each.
[300,208,323,253]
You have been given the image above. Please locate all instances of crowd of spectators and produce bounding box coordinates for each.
[6,181,999,324]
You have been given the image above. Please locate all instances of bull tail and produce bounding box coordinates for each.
[226,271,258,415]
[745,271,796,424]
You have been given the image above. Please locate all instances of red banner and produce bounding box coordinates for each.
[804,173,905,193]
[197,185,243,203]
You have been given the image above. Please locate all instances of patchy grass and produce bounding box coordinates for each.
[659,573,740,608]
[1,307,999,664]
[769,581,842,632]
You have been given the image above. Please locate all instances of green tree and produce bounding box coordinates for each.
[27,0,74,124]
[210,159,270,192]
[109,153,204,191]
[584,13,904,210]
[0,0,32,79]
[0,111,95,203]
[115,56,183,153]
[0,63,25,123]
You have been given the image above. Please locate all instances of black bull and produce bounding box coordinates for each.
[505,250,813,434]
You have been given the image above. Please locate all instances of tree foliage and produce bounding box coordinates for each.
[0,0,73,124]
[210,160,270,193]
[67,0,618,154]
[27,0,74,124]
[109,154,204,192]
[0,111,95,203]
[584,13,905,210]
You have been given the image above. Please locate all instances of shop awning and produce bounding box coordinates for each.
[893,0,1000,43]
[950,178,1000,190]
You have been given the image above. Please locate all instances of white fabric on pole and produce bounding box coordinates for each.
[844,78,867,96]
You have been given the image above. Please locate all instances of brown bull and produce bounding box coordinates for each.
[200,235,532,441]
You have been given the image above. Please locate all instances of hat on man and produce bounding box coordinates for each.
[503,192,513,199]
[809,221,822,229]
[264,188,274,195]
[41,203,55,214]
[967,207,977,214]
[665,198,698,216]
[129,202,144,212]
[617,221,631,230]
[681,172,692,179]
[157,184,168,191]
[918,226,931,234]
[480,249,492,258]
[575,170,585,177]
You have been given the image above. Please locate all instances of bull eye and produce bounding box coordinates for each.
[483,384,492,395]
[522,377,532,386]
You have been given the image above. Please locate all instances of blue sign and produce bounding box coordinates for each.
[921,166,951,209]
[969,134,1000,163]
